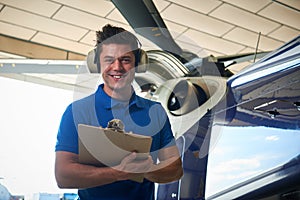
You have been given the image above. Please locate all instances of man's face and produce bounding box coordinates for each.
[99,43,136,97]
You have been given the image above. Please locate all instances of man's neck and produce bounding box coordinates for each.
[103,85,133,101]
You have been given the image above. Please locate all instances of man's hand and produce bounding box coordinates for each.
[144,146,183,183]
[114,152,154,181]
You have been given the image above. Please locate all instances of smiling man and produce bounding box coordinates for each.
[54,24,183,200]
[100,43,135,99]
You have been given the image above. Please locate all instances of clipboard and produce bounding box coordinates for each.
[78,123,152,182]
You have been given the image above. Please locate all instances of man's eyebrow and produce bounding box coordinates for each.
[120,55,132,58]
[102,56,115,61]
[103,55,114,58]
[103,55,132,59]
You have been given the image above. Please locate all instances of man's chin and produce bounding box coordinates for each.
[108,81,131,92]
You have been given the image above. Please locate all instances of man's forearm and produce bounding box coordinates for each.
[55,151,154,188]
[55,152,121,189]
[144,157,183,183]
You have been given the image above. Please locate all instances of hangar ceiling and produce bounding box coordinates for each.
[0,0,299,90]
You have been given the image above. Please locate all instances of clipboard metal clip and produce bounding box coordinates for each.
[107,119,125,133]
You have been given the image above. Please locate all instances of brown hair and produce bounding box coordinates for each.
[95,24,141,67]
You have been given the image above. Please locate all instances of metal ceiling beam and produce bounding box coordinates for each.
[0,59,87,73]
[0,34,85,60]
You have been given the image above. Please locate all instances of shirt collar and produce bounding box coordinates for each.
[95,84,145,109]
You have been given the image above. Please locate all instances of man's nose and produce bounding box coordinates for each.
[111,58,123,70]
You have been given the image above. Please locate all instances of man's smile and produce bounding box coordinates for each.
[109,73,126,80]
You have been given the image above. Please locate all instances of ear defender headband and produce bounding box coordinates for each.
[86,34,148,74]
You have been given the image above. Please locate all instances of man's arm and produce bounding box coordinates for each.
[55,151,153,189]
[144,145,183,183]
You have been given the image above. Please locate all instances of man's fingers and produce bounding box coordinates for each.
[115,153,154,175]
[122,152,137,163]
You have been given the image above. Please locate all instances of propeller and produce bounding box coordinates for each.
[112,0,270,78]
[111,0,182,56]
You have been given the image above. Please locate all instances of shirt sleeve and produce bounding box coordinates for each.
[160,112,176,148]
[156,104,176,148]
[55,104,79,154]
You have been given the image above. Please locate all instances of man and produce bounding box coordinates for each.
[55,24,183,200]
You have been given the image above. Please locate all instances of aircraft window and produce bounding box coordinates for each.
[205,126,300,198]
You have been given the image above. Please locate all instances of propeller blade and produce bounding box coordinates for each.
[112,0,182,55]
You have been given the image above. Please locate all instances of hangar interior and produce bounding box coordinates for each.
[0,0,299,90]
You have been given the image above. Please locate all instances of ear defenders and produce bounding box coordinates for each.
[86,46,148,74]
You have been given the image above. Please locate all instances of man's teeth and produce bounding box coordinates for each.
[113,75,122,78]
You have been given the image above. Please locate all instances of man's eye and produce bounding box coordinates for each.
[120,58,132,64]
[104,58,114,63]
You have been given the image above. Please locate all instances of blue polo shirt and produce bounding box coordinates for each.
[55,84,175,200]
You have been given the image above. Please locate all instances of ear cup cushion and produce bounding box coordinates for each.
[135,49,148,73]
[86,48,98,73]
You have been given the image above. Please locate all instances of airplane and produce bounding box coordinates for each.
[93,1,300,199]
[0,0,299,199]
